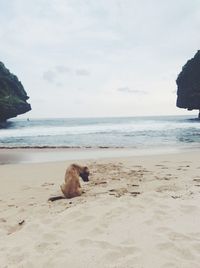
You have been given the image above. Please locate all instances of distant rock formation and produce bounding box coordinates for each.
[176,50,200,117]
[0,62,31,122]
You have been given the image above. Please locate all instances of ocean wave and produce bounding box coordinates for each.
[1,116,200,149]
[1,121,199,139]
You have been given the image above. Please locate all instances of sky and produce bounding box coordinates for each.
[1,0,200,118]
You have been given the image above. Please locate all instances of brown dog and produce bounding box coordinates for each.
[48,164,90,201]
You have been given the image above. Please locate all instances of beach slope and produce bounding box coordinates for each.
[1,152,200,267]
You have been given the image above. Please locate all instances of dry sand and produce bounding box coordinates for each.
[1,151,200,267]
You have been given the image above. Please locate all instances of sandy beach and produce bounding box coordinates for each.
[1,150,200,268]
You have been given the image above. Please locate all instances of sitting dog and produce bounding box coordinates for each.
[48,164,90,201]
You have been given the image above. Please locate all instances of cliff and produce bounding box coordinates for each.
[0,62,31,122]
[176,50,200,112]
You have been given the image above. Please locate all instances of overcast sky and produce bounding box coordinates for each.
[1,0,200,118]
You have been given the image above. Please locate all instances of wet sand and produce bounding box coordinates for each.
[0,146,185,164]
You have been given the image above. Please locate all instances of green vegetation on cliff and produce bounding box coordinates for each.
[0,62,31,122]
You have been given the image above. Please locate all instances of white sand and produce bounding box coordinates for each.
[1,151,200,267]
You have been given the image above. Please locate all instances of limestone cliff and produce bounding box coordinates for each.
[176,50,200,114]
[0,62,31,122]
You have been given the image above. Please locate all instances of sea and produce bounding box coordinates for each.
[1,115,200,153]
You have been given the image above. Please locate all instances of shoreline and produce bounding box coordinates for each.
[0,146,197,164]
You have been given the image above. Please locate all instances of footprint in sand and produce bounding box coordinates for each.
[7,252,29,265]
[161,262,180,268]
[161,166,169,170]
[156,241,177,251]
[77,239,140,261]
[132,165,143,168]
[41,182,55,187]
[28,203,37,206]
[109,188,128,197]
[156,184,182,193]
[180,204,198,213]
[108,188,141,198]
[168,231,193,242]
[103,245,140,263]
[157,176,172,181]
[171,195,181,199]
[129,191,141,197]
[89,226,105,236]
[35,241,61,253]
[193,178,200,183]
[157,241,194,260]
[76,215,94,223]
[188,232,200,243]
[192,242,200,252]
[8,204,16,207]
[177,166,189,171]
[77,239,113,249]
[94,181,107,185]
[156,226,172,233]
[180,165,190,168]
[0,218,7,223]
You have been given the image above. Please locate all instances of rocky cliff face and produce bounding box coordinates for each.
[176,50,200,111]
[0,62,31,122]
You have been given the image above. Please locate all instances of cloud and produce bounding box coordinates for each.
[43,70,56,83]
[76,69,90,76]
[43,65,70,84]
[42,65,90,88]
[117,87,147,94]
[55,65,71,74]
